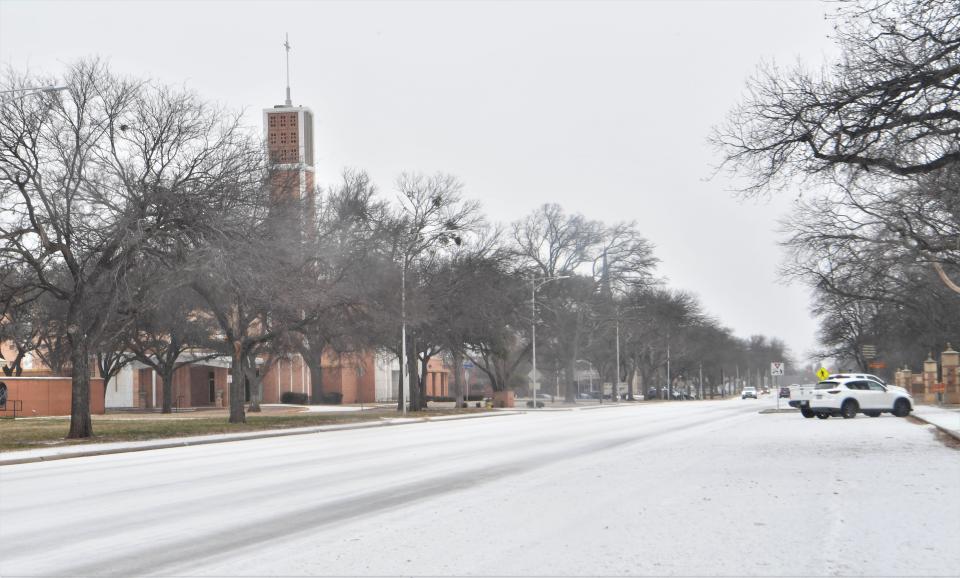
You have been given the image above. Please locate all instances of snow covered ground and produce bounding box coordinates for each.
[912,404,960,438]
[1,398,957,577]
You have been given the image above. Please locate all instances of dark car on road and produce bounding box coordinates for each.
[779,387,790,398]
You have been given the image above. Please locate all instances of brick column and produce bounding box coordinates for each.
[900,367,912,394]
[923,354,938,404]
[942,344,959,405]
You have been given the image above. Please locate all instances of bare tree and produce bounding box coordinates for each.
[126,283,217,413]
[0,59,267,437]
[297,170,395,403]
[714,0,960,193]
[189,222,315,423]
[389,172,481,411]
[714,0,960,294]
[420,226,526,405]
[512,205,658,402]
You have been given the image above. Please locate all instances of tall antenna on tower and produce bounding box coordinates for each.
[284,33,292,106]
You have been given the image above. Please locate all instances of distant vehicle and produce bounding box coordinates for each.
[741,387,757,399]
[535,392,553,402]
[779,387,790,399]
[761,388,770,395]
[577,392,594,400]
[808,376,913,419]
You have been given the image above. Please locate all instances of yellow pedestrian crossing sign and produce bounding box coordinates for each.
[816,367,829,381]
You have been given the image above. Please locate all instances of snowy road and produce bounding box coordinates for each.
[2,399,958,577]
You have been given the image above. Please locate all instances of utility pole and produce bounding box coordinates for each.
[699,361,703,400]
[615,311,620,402]
[666,333,671,401]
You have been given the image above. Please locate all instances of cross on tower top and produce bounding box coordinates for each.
[284,33,292,106]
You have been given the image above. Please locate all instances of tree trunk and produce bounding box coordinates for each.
[565,357,577,403]
[305,350,324,403]
[229,342,246,423]
[3,349,25,376]
[626,366,637,400]
[67,343,93,439]
[452,351,465,408]
[418,355,431,410]
[242,354,262,412]
[161,367,175,414]
[564,337,580,403]
[396,351,405,412]
[407,340,421,411]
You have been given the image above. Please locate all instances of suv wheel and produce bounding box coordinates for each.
[800,407,815,418]
[841,399,859,419]
[892,398,911,417]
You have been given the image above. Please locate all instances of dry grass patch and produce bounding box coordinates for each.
[0,407,487,452]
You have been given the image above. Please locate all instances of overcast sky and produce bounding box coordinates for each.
[0,0,840,364]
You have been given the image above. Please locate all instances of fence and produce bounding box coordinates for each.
[893,344,959,405]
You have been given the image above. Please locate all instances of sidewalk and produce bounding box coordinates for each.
[911,404,960,440]
[0,411,518,466]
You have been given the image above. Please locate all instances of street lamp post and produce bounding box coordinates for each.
[531,275,569,408]
[666,332,671,400]
[615,310,620,402]
[0,85,68,102]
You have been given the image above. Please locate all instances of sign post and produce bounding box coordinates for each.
[771,362,784,409]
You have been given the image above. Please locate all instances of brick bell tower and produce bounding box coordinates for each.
[264,34,315,245]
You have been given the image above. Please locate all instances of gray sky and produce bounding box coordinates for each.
[0,0,838,364]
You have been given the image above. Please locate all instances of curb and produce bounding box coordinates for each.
[910,413,960,442]
[509,402,637,412]
[0,410,519,467]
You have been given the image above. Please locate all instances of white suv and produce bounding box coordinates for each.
[809,376,913,419]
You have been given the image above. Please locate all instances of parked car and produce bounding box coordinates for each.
[791,373,890,418]
[779,387,790,399]
[808,376,913,419]
[741,387,757,399]
[535,392,553,402]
